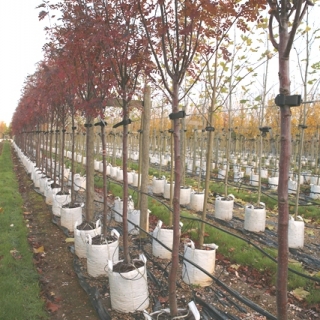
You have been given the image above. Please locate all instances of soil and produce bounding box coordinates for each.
[9,142,320,320]
[12,148,100,320]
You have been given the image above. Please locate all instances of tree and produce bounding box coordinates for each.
[100,0,152,263]
[138,0,265,315]
[44,0,115,222]
[267,1,314,319]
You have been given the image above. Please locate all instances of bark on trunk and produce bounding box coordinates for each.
[122,103,131,265]
[140,86,151,237]
[169,80,181,317]
[85,116,95,221]
[277,15,291,320]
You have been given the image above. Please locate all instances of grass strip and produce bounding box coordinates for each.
[0,142,47,320]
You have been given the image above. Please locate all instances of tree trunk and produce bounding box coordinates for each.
[140,86,151,238]
[200,49,218,247]
[53,128,59,185]
[100,122,108,237]
[169,80,181,317]
[180,105,186,186]
[71,121,76,204]
[277,17,291,320]
[85,116,95,221]
[122,103,131,265]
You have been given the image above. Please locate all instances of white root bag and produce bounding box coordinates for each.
[244,202,266,232]
[132,172,141,187]
[163,181,174,200]
[45,186,61,205]
[214,194,234,221]
[86,229,120,277]
[152,220,182,259]
[34,170,42,188]
[180,187,191,206]
[94,160,100,171]
[110,166,118,179]
[152,176,165,195]
[113,196,134,223]
[60,205,83,231]
[74,220,101,258]
[288,179,297,194]
[268,176,279,190]
[218,169,226,180]
[52,193,71,217]
[39,176,48,194]
[182,240,218,287]
[288,215,304,248]
[108,254,149,313]
[190,191,205,212]
[128,209,144,235]
[310,184,320,199]
[74,175,86,191]
[250,173,259,186]
[127,171,134,185]
[116,169,124,181]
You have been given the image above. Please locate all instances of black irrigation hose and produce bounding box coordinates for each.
[180,215,320,284]
[187,168,319,207]
[222,215,320,270]
[103,173,320,284]
[196,297,239,320]
[22,154,318,318]
[201,308,212,320]
[147,270,161,289]
[73,256,112,319]
[141,235,277,319]
[35,168,320,285]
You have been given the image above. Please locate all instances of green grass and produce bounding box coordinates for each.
[0,142,48,320]
[107,179,316,299]
[179,213,311,290]
[62,153,320,302]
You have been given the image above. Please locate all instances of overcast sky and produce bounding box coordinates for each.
[0,1,47,126]
[0,2,319,127]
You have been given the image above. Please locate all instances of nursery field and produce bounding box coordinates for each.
[0,141,99,320]
[4,139,320,320]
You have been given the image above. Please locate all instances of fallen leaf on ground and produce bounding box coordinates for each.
[266,225,275,230]
[46,301,60,312]
[306,229,314,236]
[10,249,22,259]
[158,296,168,303]
[230,264,240,270]
[33,246,45,253]
[290,287,309,301]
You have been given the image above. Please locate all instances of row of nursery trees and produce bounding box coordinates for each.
[11,0,316,319]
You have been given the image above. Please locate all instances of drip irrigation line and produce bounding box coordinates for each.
[185,166,319,208]
[181,214,320,284]
[28,157,320,312]
[201,308,212,320]
[147,269,161,289]
[100,173,320,283]
[73,257,111,320]
[142,242,277,319]
[196,297,240,320]
[34,166,320,283]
